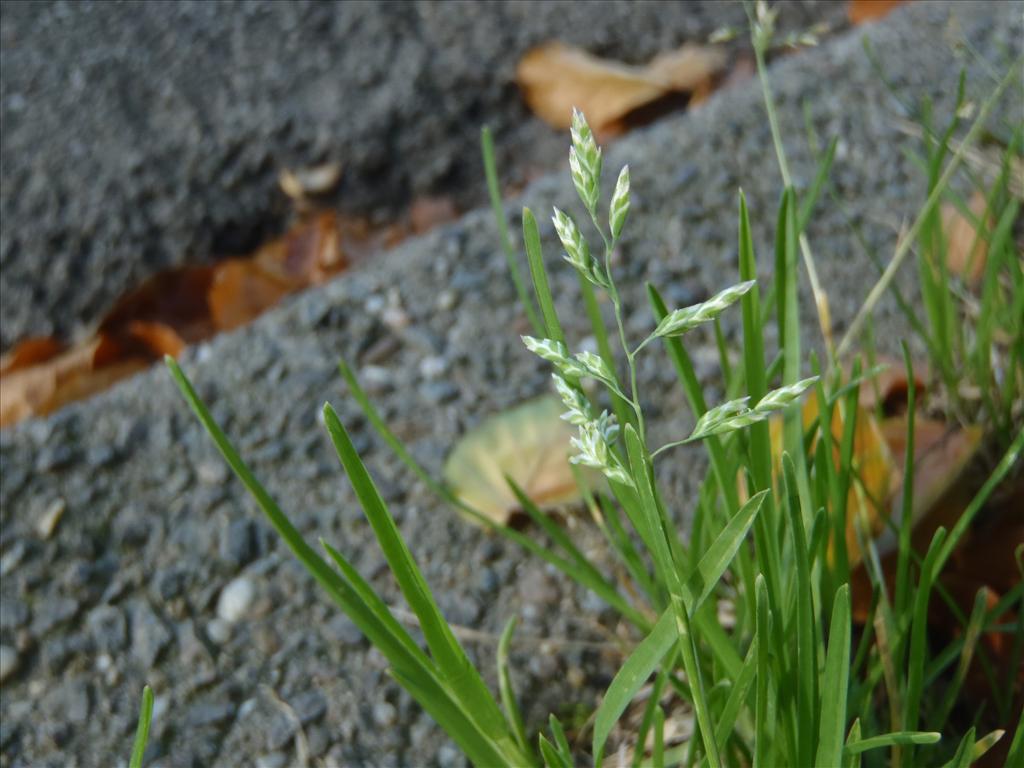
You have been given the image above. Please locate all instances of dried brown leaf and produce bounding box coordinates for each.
[516,42,726,136]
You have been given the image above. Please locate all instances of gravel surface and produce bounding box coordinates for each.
[1,2,1021,767]
[0,0,850,352]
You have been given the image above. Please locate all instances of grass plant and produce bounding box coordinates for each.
[164,11,1022,766]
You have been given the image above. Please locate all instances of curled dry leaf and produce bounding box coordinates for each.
[443,396,590,526]
[516,41,726,137]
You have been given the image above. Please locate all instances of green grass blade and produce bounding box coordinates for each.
[815,584,851,768]
[523,207,566,344]
[539,733,572,768]
[843,731,941,756]
[713,637,758,755]
[594,607,677,764]
[507,477,649,629]
[842,719,862,768]
[549,715,573,762]
[903,527,948,742]
[797,136,838,235]
[129,685,154,768]
[632,669,668,768]
[167,359,431,672]
[623,425,677,590]
[784,453,818,767]
[497,618,531,757]
[167,359,506,758]
[319,540,433,668]
[339,357,653,634]
[685,490,768,614]
[481,126,543,335]
[391,664,516,768]
[737,192,771,484]
[1008,701,1024,767]
[754,574,773,768]
[935,426,1023,574]
[933,587,989,730]
[837,59,1022,357]
[944,728,977,768]
[322,404,521,758]
[652,705,666,768]
[894,344,917,618]
[670,598,721,768]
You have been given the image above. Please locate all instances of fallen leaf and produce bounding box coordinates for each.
[857,357,927,415]
[516,42,726,137]
[880,417,983,536]
[208,259,293,332]
[0,337,65,376]
[252,211,346,286]
[0,335,147,427]
[848,0,909,25]
[767,399,896,568]
[126,321,187,358]
[941,190,992,285]
[99,265,217,346]
[443,396,588,525]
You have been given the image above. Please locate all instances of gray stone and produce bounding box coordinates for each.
[66,681,91,724]
[265,713,297,751]
[290,689,327,726]
[30,597,79,638]
[220,518,260,569]
[0,597,29,630]
[87,605,127,653]
[420,381,459,405]
[324,614,364,647]
[131,603,172,667]
[185,700,236,728]
[0,645,18,683]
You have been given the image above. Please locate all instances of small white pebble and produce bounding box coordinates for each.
[207,618,232,644]
[216,577,256,623]
[419,355,447,380]
[372,701,397,727]
[436,289,457,311]
[382,306,409,331]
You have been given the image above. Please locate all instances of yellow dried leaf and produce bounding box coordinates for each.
[443,396,588,525]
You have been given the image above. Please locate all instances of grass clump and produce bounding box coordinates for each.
[164,13,1022,767]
